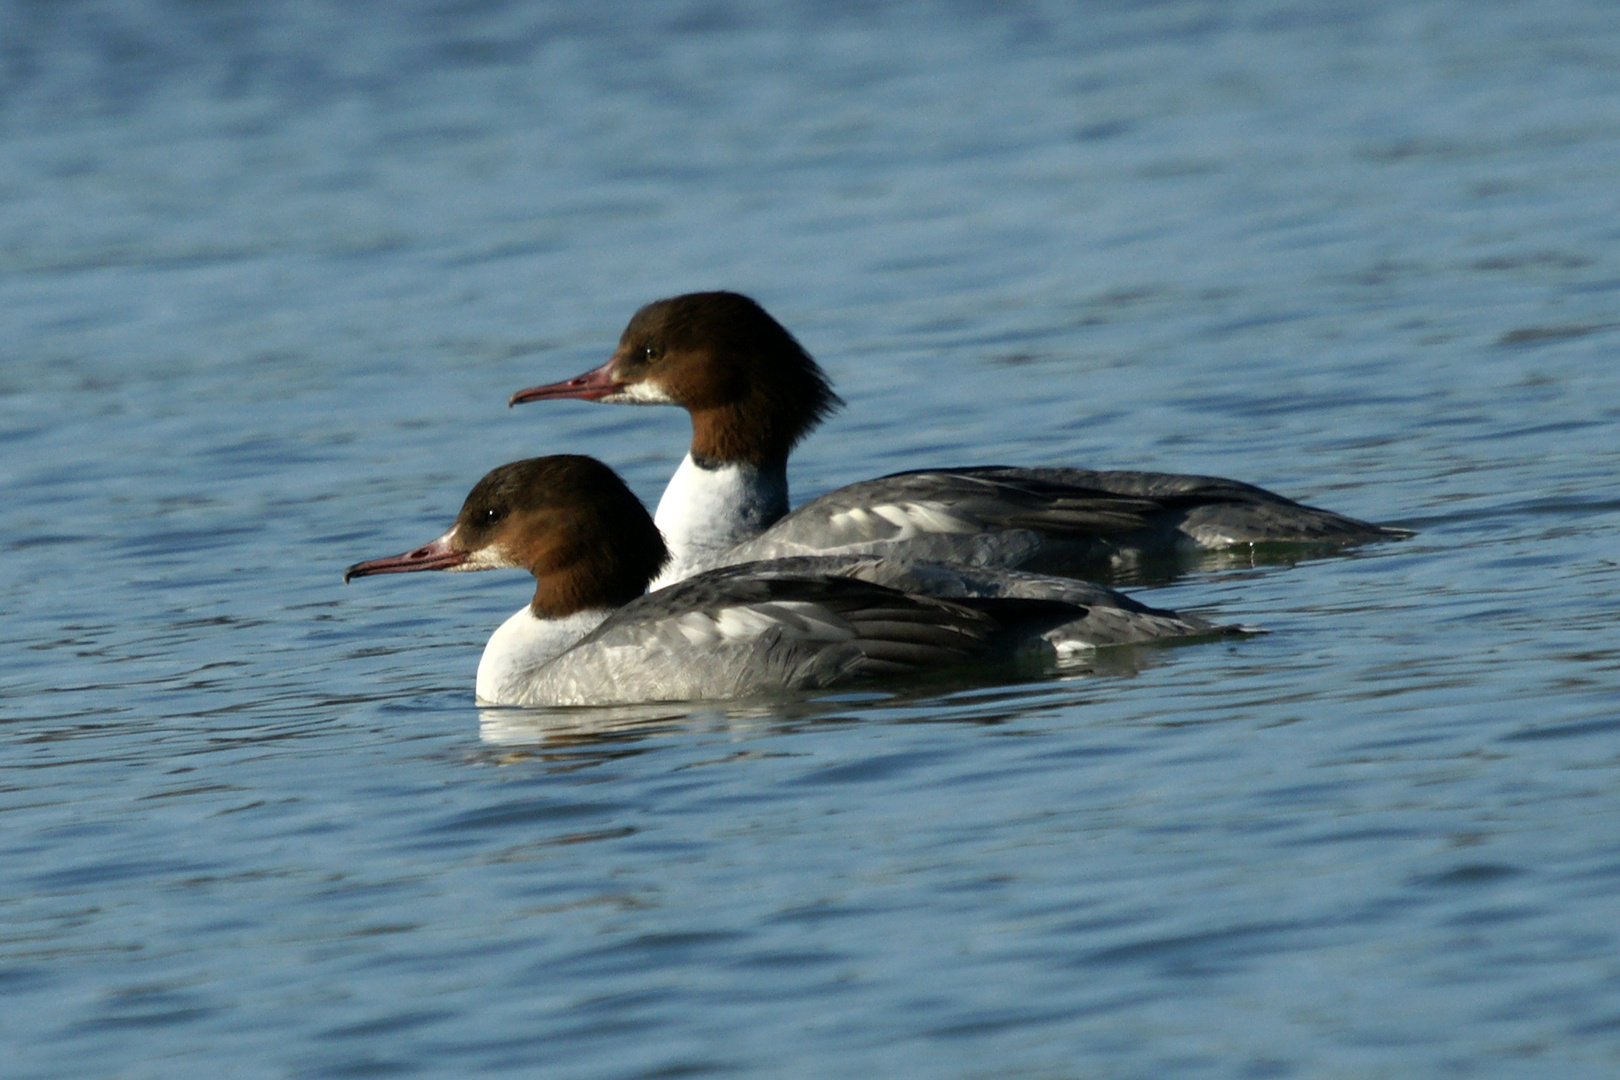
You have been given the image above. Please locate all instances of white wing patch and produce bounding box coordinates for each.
[898,502,978,534]
[669,602,855,646]
[673,611,723,645]
[713,606,788,641]
[831,502,978,539]
[755,601,856,642]
[829,507,876,533]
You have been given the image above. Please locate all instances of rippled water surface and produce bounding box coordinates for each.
[4,1,1620,1077]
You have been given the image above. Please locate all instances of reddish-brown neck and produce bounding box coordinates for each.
[689,401,800,470]
[525,517,666,618]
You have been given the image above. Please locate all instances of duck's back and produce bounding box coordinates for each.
[517,572,1004,706]
[718,466,1404,578]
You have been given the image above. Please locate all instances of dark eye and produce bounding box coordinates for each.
[643,343,662,363]
[482,507,506,525]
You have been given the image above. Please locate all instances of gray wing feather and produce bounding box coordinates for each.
[690,555,1240,648]
[523,572,1001,706]
[721,467,1405,575]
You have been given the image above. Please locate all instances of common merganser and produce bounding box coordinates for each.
[509,292,1409,588]
[344,456,1236,706]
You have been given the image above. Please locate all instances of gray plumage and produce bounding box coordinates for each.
[705,555,1238,647]
[507,293,1410,588]
[351,454,1262,708]
[716,466,1407,578]
[520,572,1007,706]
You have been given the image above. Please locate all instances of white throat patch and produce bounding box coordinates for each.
[601,381,677,405]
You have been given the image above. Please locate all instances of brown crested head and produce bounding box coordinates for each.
[451,456,669,617]
[347,456,668,618]
[607,291,843,468]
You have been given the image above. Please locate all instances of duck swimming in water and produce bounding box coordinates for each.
[509,292,1409,588]
[345,455,1238,706]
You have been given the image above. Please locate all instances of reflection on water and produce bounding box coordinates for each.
[5,1,1620,1077]
[477,701,761,749]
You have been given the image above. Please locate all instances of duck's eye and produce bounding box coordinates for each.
[643,344,661,363]
[482,507,506,525]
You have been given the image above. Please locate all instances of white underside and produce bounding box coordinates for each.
[651,454,788,589]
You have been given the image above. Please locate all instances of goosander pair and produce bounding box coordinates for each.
[351,292,1404,705]
[510,292,1407,588]
[347,456,1236,707]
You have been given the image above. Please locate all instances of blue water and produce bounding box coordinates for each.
[4,1,1620,1076]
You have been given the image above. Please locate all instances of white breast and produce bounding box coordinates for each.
[475,607,611,704]
[651,454,788,589]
